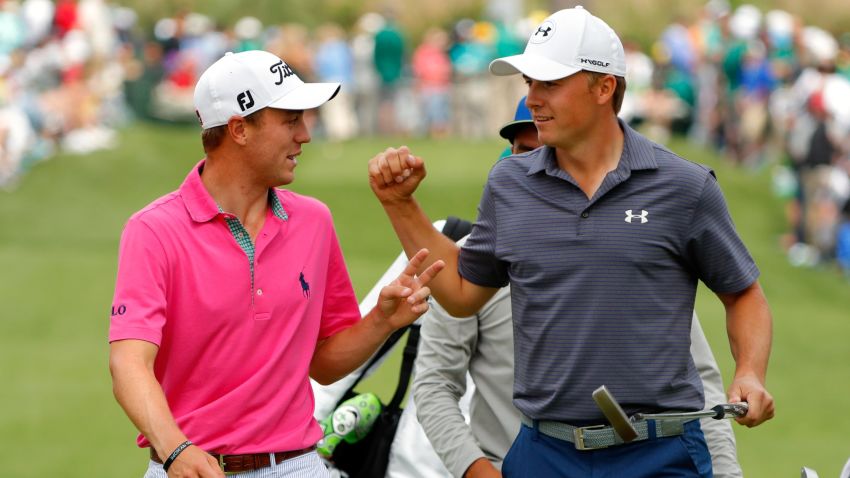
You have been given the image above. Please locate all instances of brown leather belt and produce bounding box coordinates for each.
[150,445,316,473]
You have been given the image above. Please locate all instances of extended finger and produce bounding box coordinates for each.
[407,286,432,304]
[415,259,445,286]
[380,284,414,301]
[401,248,431,279]
[410,301,430,314]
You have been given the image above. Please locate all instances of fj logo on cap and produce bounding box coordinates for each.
[625,210,649,224]
[237,90,255,111]
[270,60,295,85]
[530,21,555,44]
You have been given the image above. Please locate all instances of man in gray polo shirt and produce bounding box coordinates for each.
[368,7,774,477]
[414,98,743,478]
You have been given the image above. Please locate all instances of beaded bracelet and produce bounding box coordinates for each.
[162,440,193,472]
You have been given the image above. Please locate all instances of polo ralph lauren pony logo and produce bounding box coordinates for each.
[299,272,310,298]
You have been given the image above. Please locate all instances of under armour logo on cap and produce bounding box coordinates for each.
[624,210,649,224]
[489,7,627,80]
[530,21,555,44]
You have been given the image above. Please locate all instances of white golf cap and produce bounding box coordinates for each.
[193,50,340,130]
[489,6,626,81]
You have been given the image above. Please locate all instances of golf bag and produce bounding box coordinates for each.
[325,216,473,478]
[328,324,420,477]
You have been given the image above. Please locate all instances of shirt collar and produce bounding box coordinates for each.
[525,119,659,177]
[180,160,289,223]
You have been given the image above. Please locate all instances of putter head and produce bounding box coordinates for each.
[592,385,638,442]
[801,466,820,478]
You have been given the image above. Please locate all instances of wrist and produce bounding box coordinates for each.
[381,195,418,211]
[155,434,190,462]
[366,305,396,337]
[732,368,766,383]
[162,440,193,472]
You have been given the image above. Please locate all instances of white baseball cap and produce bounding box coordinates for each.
[193,50,340,130]
[489,7,626,81]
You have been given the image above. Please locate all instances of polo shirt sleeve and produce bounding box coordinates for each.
[685,173,760,294]
[318,227,361,340]
[459,181,510,288]
[109,218,168,345]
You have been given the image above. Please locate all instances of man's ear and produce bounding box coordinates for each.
[227,115,248,145]
[594,74,617,106]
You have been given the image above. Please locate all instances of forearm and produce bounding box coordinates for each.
[723,282,772,382]
[718,281,775,426]
[414,310,484,477]
[415,376,487,478]
[309,307,395,385]
[109,342,187,460]
[382,199,492,316]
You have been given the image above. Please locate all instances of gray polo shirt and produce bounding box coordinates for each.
[458,121,759,423]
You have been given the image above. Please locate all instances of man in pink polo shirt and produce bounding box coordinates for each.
[109,50,444,478]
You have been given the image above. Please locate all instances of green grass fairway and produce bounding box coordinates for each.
[1,124,848,476]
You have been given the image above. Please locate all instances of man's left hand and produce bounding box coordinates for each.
[376,248,445,331]
[727,374,775,427]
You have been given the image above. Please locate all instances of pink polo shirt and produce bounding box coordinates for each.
[109,161,360,453]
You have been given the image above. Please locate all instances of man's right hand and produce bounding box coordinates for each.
[165,446,224,478]
[368,146,426,205]
[464,457,502,478]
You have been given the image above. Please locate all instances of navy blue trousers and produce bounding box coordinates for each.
[502,420,712,478]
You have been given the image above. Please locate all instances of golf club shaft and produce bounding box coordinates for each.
[633,403,749,422]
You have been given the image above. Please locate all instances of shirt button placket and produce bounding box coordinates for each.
[578,210,589,236]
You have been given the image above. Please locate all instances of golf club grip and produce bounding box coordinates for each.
[712,403,749,419]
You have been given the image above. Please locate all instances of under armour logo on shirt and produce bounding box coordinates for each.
[625,210,649,224]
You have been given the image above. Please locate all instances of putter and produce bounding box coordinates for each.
[632,403,749,422]
[801,466,820,478]
[591,385,638,442]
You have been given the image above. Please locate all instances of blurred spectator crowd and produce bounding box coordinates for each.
[1,0,849,276]
[627,1,850,277]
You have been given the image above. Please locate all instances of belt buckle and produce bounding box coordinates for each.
[217,454,238,476]
[573,424,608,450]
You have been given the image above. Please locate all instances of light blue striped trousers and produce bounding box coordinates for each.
[143,451,331,477]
